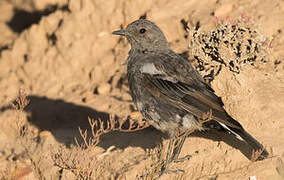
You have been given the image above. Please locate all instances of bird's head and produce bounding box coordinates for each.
[112,19,168,51]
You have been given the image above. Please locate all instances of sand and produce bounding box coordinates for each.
[0,0,283,179]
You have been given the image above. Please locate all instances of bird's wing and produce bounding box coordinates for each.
[140,52,243,130]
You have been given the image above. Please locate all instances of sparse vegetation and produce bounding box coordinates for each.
[52,114,150,179]
[1,89,46,179]
[187,15,274,83]
[0,0,283,179]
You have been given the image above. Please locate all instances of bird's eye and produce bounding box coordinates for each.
[139,28,146,34]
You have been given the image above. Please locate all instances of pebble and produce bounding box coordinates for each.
[97,83,111,95]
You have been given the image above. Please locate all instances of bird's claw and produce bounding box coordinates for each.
[173,154,192,163]
[157,154,191,178]
[158,165,185,178]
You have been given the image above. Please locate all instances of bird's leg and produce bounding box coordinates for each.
[172,135,191,163]
[170,127,195,163]
[165,138,174,164]
[158,135,191,177]
[158,138,174,177]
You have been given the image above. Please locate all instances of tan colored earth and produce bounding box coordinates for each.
[0,0,284,179]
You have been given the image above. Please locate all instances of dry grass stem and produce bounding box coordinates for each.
[75,114,150,148]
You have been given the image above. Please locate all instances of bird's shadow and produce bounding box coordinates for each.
[1,95,254,160]
[1,95,163,150]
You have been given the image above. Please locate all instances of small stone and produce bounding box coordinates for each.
[97,83,111,95]
[249,176,257,180]
[39,130,52,137]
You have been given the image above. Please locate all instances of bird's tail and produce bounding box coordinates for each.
[218,121,269,160]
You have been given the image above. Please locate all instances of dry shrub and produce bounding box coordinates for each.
[1,89,46,180]
[3,90,150,179]
[137,144,164,180]
[52,143,99,179]
[187,15,274,82]
[52,113,150,179]
[75,115,149,148]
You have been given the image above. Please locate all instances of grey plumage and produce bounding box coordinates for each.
[112,19,268,173]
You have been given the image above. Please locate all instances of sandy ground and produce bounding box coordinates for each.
[0,0,284,179]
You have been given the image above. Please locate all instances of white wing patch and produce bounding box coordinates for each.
[136,101,144,111]
[182,114,194,128]
[140,63,162,75]
[181,114,203,131]
[218,122,240,137]
[140,62,178,82]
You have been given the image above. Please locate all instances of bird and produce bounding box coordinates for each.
[112,19,268,176]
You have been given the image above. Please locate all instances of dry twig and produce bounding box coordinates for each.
[75,114,150,148]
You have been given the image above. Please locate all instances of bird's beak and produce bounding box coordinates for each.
[112,29,126,36]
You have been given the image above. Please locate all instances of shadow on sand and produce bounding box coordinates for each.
[1,95,254,159]
[1,95,163,150]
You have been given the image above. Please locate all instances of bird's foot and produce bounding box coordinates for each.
[157,154,191,178]
[158,167,184,176]
[173,154,192,163]
[141,168,184,180]
[158,165,184,178]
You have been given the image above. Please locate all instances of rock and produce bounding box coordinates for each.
[39,130,52,138]
[97,83,111,95]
